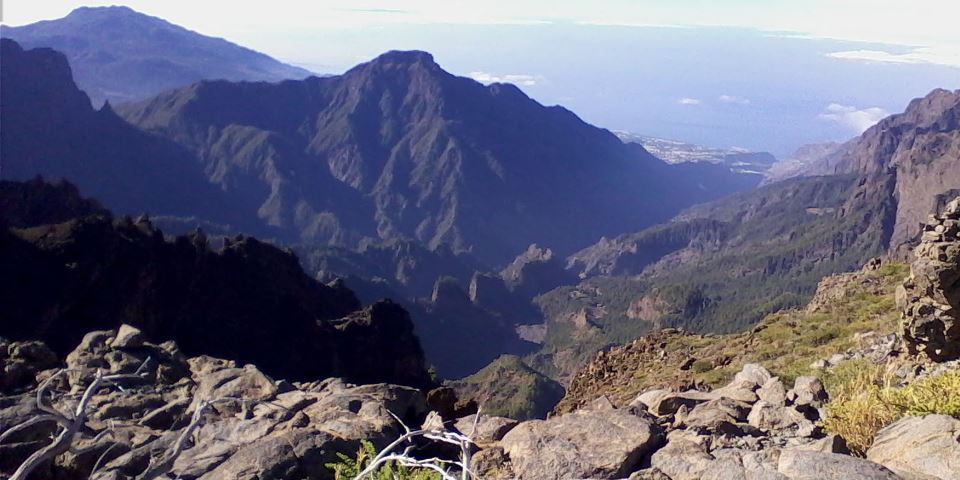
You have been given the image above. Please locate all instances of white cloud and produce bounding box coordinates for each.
[718,94,751,105]
[468,71,541,86]
[677,97,702,105]
[826,47,960,67]
[818,103,889,134]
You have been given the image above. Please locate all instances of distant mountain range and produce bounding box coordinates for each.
[615,132,777,175]
[0,37,758,378]
[528,87,960,381]
[0,6,312,105]
[109,48,761,266]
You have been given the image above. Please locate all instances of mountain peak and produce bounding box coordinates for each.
[68,5,138,16]
[373,50,436,65]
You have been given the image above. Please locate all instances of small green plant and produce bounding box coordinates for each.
[824,362,960,455]
[691,359,714,373]
[326,440,443,480]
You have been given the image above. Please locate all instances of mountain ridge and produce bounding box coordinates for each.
[116,48,760,266]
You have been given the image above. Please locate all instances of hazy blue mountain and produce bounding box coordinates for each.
[1,6,312,105]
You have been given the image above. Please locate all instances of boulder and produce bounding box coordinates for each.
[777,450,900,479]
[630,389,670,410]
[195,429,354,480]
[1,340,58,392]
[650,433,785,480]
[648,391,714,416]
[679,398,752,434]
[455,414,519,443]
[711,384,759,404]
[791,434,850,455]
[867,415,960,480]
[747,400,809,432]
[757,377,788,406]
[111,324,145,349]
[733,364,773,389]
[788,376,828,409]
[500,408,662,479]
[649,434,716,480]
[188,359,278,410]
[473,446,515,480]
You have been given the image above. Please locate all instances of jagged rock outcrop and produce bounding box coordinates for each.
[0,326,429,480]
[0,179,432,388]
[897,197,960,361]
[501,245,579,298]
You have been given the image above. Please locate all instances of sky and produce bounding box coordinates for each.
[4,0,960,155]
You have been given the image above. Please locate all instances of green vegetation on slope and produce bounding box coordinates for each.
[535,175,893,382]
[449,355,565,420]
[824,362,960,455]
[554,262,908,413]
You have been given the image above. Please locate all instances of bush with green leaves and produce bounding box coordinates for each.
[326,440,442,480]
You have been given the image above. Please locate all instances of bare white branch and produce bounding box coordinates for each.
[352,408,481,480]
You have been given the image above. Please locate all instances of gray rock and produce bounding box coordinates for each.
[500,408,662,479]
[777,450,900,479]
[733,364,773,389]
[711,384,759,404]
[139,398,191,430]
[757,377,788,406]
[789,434,850,454]
[188,359,278,411]
[867,415,960,480]
[454,414,518,443]
[681,398,752,434]
[649,435,716,480]
[111,324,145,349]
[788,376,828,409]
[747,401,807,432]
[648,391,714,416]
[196,429,353,480]
[631,389,670,410]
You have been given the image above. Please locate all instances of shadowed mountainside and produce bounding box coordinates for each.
[0,178,432,388]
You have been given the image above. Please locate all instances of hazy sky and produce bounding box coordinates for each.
[4,1,960,155]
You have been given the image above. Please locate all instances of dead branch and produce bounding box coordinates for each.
[2,359,154,480]
[353,409,480,480]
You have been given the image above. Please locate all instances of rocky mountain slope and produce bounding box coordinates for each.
[1,6,311,105]
[115,49,758,266]
[0,178,431,388]
[764,88,960,250]
[448,355,565,421]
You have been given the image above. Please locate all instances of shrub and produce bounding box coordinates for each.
[326,440,442,480]
[824,362,960,455]
[691,359,714,373]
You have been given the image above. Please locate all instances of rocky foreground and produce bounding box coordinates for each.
[1,206,958,479]
[3,329,956,480]
[1,325,440,479]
